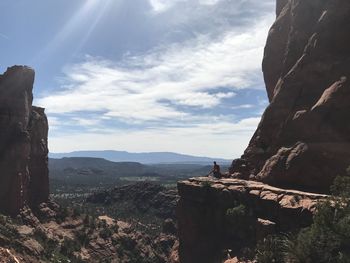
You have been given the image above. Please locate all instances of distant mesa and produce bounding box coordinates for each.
[0,66,49,215]
[230,0,350,192]
[50,150,231,165]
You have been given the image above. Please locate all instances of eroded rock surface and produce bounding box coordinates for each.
[231,0,350,192]
[0,204,178,263]
[177,177,327,263]
[0,66,49,215]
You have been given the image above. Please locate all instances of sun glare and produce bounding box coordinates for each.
[32,0,114,65]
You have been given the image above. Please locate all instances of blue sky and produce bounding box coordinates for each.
[0,0,275,158]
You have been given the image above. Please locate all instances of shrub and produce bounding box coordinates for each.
[57,206,69,223]
[33,227,47,242]
[111,224,119,233]
[61,237,81,257]
[76,230,90,247]
[43,239,59,259]
[83,214,90,225]
[256,235,286,263]
[99,227,113,239]
[256,171,350,263]
[226,205,246,221]
[330,175,350,198]
[73,207,81,218]
[225,203,254,241]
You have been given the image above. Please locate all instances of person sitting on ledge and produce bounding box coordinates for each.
[208,161,222,179]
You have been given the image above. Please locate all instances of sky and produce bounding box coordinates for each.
[0,0,275,159]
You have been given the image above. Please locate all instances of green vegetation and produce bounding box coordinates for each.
[226,204,246,220]
[225,203,255,242]
[49,158,228,196]
[0,215,19,240]
[61,237,82,258]
[56,206,69,223]
[256,235,288,263]
[50,158,230,208]
[118,176,160,182]
[0,214,24,254]
[256,170,350,263]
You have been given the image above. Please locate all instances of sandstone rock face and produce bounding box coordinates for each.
[0,66,49,215]
[177,177,327,263]
[231,0,350,192]
[28,106,49,207]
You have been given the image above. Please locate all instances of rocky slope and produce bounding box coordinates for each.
[177,177,327,263]
[0,203,178,263]
[230,0,350,192]
[0,66,49,215]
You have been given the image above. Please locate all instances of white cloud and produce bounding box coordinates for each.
[47,116,60,131]
[231,104,254,110]
[176,92,236,108]
[72,117,101,126]
[198,0,220,5]
[149,0,221,13]
[38,14,272,124]
[149,0,182,12]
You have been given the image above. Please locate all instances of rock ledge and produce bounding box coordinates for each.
[177,177,328,263]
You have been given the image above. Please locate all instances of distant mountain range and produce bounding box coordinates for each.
[49,157,230,189]
[49,150,231,165]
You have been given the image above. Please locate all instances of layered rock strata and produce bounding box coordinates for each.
[177,177,327,263]
[0,66,49,215]
[231,0,350,192]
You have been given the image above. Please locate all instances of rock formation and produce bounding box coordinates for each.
[177,177,327,263]
[230,0,350,192]
[0,204,178,263]
[0,66,49,215]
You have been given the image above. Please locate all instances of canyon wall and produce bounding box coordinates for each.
[0,66,49,215]
[230,0,350,192]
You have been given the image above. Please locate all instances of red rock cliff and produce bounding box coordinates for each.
[231,0,350,192]
[177,177,327,263]
[0,66,49,215]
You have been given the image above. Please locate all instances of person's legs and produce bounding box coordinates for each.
[213,172,221,179]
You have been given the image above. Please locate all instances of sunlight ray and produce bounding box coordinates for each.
[74,0,115,53]
[32,0,114,64]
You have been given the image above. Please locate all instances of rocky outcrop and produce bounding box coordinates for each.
[230,0,350,192]
[0,66,49,215]
[0,204,178,263]
[177,177,327,263]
